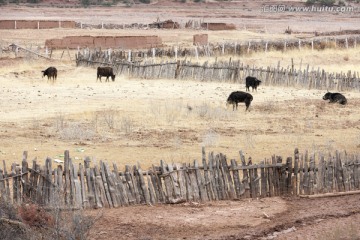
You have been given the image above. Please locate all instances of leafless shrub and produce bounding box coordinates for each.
[16,199,102,240]
[55,112,65,131]
[120,116,135,134]
[194,102,232,120]
[0,198,18,221]
[148,100,184,124]
[58,123,95,141]
[51,208,102,240]
[164,101,183,124]
[19,203,54,228]
[102,108,118,130]
[195,102,209,118]
[149,101,162,118]
[0,200,37,240]
[202,129,220,147]
[244,132,256,149]
[91,112,99,133]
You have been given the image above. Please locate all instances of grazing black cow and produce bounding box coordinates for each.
[245,76,261,92]
[227,91,253,111]
[97,67,115,82]
[42,67,57,82]
[322,92,347,105]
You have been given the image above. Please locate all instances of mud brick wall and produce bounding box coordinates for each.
[0,20,15,29]
[15,20,38,29]
[45,35,163,49]
[0,20,76,29]
[193,34,208,46]
[201,23,236,31]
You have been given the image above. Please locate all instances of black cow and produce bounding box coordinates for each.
[227,91,253,111]
[322,92,347,105]
[245,76,261,92]
[97,67,115,82]
[42,67,57,82]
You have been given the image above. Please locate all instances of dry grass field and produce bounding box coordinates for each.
[1,1,360,239]
[1,56,360,170]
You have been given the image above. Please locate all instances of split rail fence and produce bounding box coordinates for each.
[0,148,359,209]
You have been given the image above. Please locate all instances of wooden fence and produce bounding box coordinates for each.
[76,56,360,91]
[73,35,360,61]
[0,148,359,209]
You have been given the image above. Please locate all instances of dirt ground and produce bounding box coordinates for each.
[87,194,360,240]
[1,1,360,239]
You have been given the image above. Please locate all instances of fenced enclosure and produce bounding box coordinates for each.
[76,55,360,91]
[1,148,359,209]
[73,35,360,60]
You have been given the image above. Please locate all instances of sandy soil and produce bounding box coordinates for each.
[1,1,360,240]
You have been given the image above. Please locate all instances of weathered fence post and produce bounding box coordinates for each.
[240,151,250,198]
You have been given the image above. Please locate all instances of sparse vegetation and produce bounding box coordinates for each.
[120,116,135,134]
[318,223,359,240]
[58,122,96,141]
[102,107,118,130]
[202,129,219,147]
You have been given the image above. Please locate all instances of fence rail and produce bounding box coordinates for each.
[0,148,359,208]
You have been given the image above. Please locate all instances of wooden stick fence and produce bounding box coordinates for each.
[73,35,360,61]
[0,148,359,209]
[76,56,360,91]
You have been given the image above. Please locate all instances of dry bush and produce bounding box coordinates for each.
[91,112,99,133]
[0,199,38,240]
[343,55,349,61]
[194,102,232,120]
[195,102,209,118]
[244,132,256,149]
[120,116,135,134]
[55,112,65,131]
[164,101,183,124]
[15,201,102,240]
[58,122,95,141]
[202,129,220,147]
[0,198,19,221]
[102,107,118,130]
[148,100,184,125]
[51,208,102,240]
[18,203,54,228]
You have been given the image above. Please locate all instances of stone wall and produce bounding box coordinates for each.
[45,35,163,49]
